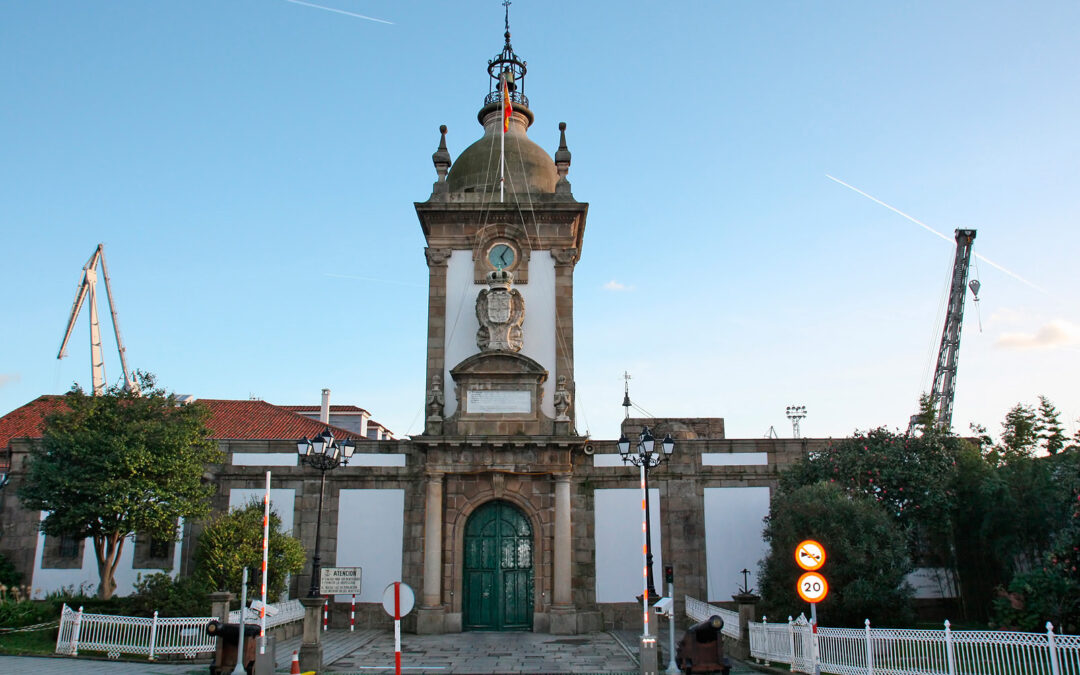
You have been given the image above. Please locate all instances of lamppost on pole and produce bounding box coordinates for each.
[619,426,674,675]
[296,428,355,598]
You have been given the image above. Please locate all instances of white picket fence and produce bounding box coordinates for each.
[55,599,304,660]
[684,595,741,641]
[749,613,1080,675]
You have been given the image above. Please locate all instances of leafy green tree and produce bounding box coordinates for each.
[991,460,1080,633]
[194,500,305,603]
[19,373,221,599]
[780,427,962,556]
[758,482,914,626]
[1036,396,1067,455]
[1000,403,1038,459]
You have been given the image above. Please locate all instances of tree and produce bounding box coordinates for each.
[1036,396,1067,455]
[1000,403,1038,459]
[779,427,962,555]
[18,372,221,599]
[194,499,305,603]
[758,482,914,627]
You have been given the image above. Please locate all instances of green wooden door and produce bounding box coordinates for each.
[463,500,533,631]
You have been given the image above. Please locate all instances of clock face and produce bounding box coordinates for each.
[488,243,515,270]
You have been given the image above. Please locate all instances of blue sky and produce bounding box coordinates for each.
[2,1,1078,442]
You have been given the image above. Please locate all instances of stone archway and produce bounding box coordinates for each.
[462,500,534,631]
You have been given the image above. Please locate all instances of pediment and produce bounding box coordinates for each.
[450,351,547,379]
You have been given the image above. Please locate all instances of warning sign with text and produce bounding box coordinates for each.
[320,567,362,595]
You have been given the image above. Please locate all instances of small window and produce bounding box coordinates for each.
[149,537,171,559]
[59,535,81,559]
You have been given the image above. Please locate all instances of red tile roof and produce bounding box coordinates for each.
[200,399,366,441]
[0,396,367,447]
[0,395,68,449]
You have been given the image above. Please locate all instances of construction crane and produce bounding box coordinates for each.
[911,229,979,433]
[57,244,138,395]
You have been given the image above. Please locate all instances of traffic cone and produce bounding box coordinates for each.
[290,650,301,675]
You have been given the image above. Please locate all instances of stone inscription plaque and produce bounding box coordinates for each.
[467,390,531,414]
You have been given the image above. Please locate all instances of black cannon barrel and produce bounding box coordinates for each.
[205,620,260,643]
[688,615,724,643]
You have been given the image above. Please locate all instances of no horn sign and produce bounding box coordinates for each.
[795,540,826,571]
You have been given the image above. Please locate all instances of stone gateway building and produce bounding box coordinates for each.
[0,26,825,633]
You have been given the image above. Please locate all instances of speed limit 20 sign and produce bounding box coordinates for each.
[797,571,829,603]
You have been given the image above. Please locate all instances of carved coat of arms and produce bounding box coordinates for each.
[476,269,525,352]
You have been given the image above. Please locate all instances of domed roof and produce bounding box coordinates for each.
[446,104,558,195]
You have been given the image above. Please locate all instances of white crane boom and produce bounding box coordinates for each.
[57,244,137,395]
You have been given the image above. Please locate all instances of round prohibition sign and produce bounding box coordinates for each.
[797,572,829,603]
[795,540,826,571]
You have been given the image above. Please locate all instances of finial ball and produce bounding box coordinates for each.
[559,122,566,131]
[439,124,448,135]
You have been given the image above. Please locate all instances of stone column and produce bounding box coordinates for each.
[299,596,325,673]
[208,591,233,625]
[551,248,577,430]
[416,471,445,634]
[731,591,760,660]
[550,473,576,634]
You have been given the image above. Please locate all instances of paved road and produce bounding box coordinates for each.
[0,629,757,674]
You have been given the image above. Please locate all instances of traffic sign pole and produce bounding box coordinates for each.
[394,582,401,675]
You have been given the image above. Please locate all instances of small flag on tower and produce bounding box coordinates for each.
[502,80,512,133]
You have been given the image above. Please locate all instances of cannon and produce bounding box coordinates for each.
[206,619,260,675]
[675,615,731,674]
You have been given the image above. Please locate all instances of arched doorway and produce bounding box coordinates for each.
[463,500,534,631]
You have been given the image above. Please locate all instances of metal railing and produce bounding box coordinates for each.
[684,595,741,641]
[55,599,304,660]
[749,614,1080,675]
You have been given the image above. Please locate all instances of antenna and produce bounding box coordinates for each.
[622,371,632,419]
[786,405,807,439]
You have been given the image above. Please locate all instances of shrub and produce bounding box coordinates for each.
[129,572,212,617]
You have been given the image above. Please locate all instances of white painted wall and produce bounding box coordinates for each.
[594,488,663,603]
[702,453,769,466]
[229,488,297,534]
[703,487,771,602]
[443,249,557,418]
[232,453,298,466]
[31,513,185,598]
[334,489,405,603]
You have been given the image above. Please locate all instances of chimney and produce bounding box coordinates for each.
[320,388,330,424]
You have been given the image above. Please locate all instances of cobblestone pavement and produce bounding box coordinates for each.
[328,631,637,673]
[0,629,757,674]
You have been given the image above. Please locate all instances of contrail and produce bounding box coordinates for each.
[826,174,1046,294]
[285,0,393,24]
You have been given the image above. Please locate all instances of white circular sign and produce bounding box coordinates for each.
[381,582,415,618]
[797,572,829,603]
[795,540,826,571]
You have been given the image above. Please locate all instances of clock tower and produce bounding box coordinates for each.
[417,28,587,439]
[411,12,590,634]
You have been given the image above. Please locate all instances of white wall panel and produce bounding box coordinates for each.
[232,453,298,466]
[594,488,663,603]
[702,453,769,466]
[229,488,297,534]
[31,514,186,598]
[442,249,557,418]
[334,489,405,603]
[704,487,771,602]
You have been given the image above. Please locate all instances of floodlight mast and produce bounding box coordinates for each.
[57,244,138,395]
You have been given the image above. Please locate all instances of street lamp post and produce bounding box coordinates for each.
[297,428,355,598]
[619,426,674,675]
